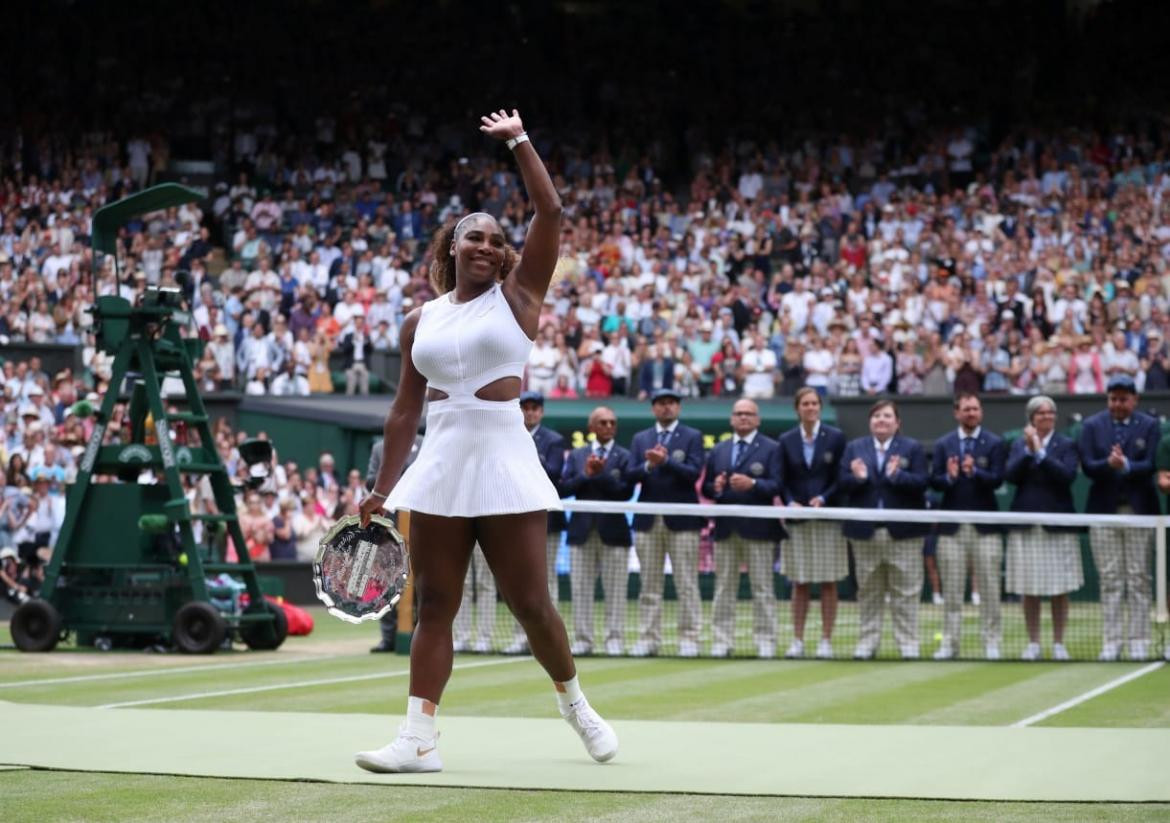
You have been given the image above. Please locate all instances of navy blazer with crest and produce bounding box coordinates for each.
[700,433,784,541]
[929,428,1008,534]
[560,442,634,547]
[625,422,706,531]
[1004,432,1082,532]
[778,423,846,509]
[531,424,567,532]
[838,433,930,539]
[1078,409,1160,515]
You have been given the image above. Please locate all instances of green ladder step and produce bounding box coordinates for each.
[166,412,208,424]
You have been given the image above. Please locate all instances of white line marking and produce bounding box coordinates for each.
[96,656,531,709]
[0,655,345,690]
[1011,661,1165,727]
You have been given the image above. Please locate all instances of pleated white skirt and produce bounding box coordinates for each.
[385,396,562,518]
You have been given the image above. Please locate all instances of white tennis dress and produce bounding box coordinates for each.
[384,282,563,517]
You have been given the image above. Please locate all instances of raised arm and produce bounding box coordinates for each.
[484,109,563,334]
[359,308,427,526]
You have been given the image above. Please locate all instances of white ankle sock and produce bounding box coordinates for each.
[405,695,438,739]
[555,675,585,714]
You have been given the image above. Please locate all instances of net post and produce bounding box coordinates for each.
[1156,515,1168,625]
[396,510,414,654]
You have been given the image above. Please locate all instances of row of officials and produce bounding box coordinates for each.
[373,374,1166,663]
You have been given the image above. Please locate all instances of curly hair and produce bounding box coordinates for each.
[426,215,519,295]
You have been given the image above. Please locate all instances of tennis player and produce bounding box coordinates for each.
[355,110,617,773]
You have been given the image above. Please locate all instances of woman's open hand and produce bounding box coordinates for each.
[480,109,525,141]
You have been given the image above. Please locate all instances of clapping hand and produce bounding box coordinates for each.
[961,454,976,476]
[1023,425,1041,453]
[645,444,668,467]
[480,109,525,141]
[584,453,605,477]
[946,455,960,480]
[728,472,755,492]
[885,454,902,476]
[851,457,868,480]
[1108,443,1127,471]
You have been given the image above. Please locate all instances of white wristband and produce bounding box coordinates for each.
[505,133,530,151]
[368,489,389,500]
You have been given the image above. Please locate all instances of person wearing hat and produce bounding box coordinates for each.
[502,391,568,654]
[559,406,633,656]
[1079,373,1160,660]
[624,387,706,656]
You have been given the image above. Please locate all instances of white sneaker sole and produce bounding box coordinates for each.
[354,750,443,773]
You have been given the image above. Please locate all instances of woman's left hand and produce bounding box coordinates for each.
[480,109,525,141]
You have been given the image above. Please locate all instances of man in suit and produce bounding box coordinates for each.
[929,392,1007,660]
[778,387,848,659]
[1080,374,1160,661]
[701,398,782,658]
[839,399,930,659]
[502,391,568,654]
[625,387,706,656]
[559,406,634,656]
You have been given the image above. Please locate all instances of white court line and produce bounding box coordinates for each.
[0,654,346,690]
[1011,661,1165,727]
[96,656,531,709]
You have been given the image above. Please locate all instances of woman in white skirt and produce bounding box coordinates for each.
[355,110,616,773]
[777,387,849,659]
[1004,395,1084,661]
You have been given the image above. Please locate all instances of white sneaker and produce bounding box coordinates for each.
[677,640,699,658]
[852,643,876,660]
[756,641,775,659]
[1021,642,1041,661]
[784,639,805,659]
[900,643,919,660]
[1128,640,1149,661]
[709,642,731,658]
[502,639,529,655]
[970,591,981,606]
[452,640,470,653]
[1098,643,1120,662]
[985,643,1000,661]
[562,699,618,763]
[1052,643,1070,661]
[933,643,954,661]
[1165,644,1170,662]
[472,640,492,654]
[355,728,442,773]
[932,592,944,606]
[604,639,623,656]
[629,641,656,657]
[815,639,834,659]
[570,642,593,656]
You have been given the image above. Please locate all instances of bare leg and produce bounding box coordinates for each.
[478,511,575,682]
[1051,594,1069,644]
[1022,595,1041,644]
[407,512,476,702]
[820,581,839,639]
[791,582,810,642]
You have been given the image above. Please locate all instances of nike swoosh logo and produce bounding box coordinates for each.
[416,745,436,757]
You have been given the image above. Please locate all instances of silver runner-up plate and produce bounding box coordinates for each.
[313,514,408,624]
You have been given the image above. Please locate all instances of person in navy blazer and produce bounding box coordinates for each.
[838,399,929,659]
[777,387,848,659]
[1078,375,1159,661]
[1005,395,1084,661]
[502,391,569,654]
[929,392,1007,660]
[624,387,706,656]
[700,398,782,658]
[558,406,634,656]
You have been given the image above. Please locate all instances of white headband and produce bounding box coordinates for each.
[454,212,490,238]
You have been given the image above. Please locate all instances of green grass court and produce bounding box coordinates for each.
[2,606,1168,822]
